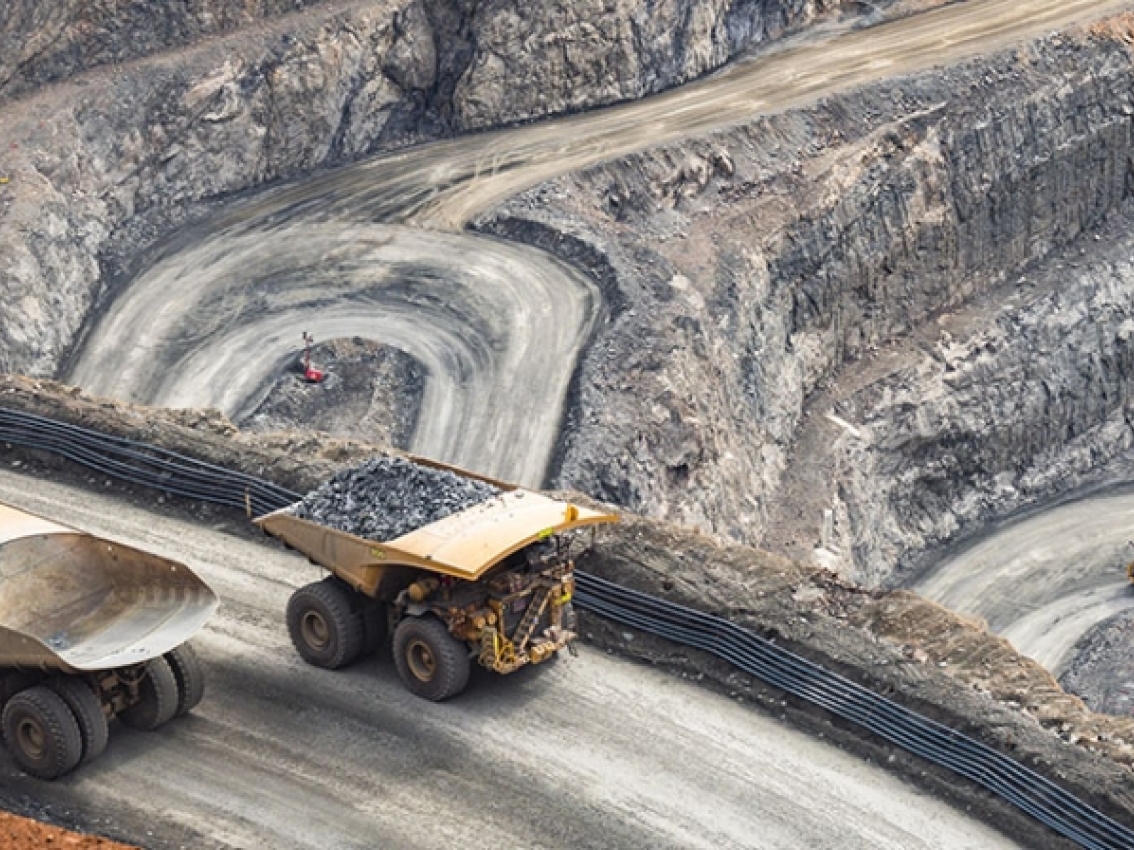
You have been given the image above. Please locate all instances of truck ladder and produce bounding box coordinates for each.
[511,584,553,652]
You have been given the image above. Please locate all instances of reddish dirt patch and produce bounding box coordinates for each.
[0,811,136,849]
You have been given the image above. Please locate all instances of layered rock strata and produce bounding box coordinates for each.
[478,21,1134,585]
[0,0,850,377]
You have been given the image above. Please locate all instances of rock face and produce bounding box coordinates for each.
[479,24,1134,582]
[832,214,1134,585]
[450,0,843,128]
[0,0,330,101]
[1061,606,1134,715]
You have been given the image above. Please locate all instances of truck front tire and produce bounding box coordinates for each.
[2,686,83,779]
[393,616,470,701]
[286,578,365,669]
[47,677,109,763]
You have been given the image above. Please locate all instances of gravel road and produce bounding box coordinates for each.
[0,469,1019,850]
[63,0,1133,487]
[66,224,600,487]
[912,492,1134,675]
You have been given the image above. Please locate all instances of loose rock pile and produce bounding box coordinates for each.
[291,456,501,540]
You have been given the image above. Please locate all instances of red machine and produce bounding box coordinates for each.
[302,332,325,383]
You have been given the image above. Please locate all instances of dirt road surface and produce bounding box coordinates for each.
[68,224,600,486]
[65,0,1134,486]
[0,468,1019,850]
[912,492,1134,674]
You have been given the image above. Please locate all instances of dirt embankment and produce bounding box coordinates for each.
[2,374,1132,845]
[0,811,135,850]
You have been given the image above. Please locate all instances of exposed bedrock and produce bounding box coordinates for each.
[0,0,852,377]
[478,23,1134,580]
[832,214,1134,587]
[0,0,334,101]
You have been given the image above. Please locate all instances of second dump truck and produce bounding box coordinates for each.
[257,458,617,701]
[0,501,217,779]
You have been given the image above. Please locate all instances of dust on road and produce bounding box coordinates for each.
[0,468,1020,850]
[912,492,1134,674]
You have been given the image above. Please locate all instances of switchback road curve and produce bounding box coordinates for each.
[65,0,1134,486]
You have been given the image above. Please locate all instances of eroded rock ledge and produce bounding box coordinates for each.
[477,17,1134,588]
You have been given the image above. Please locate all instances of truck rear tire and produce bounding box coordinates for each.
[164,643,206,717]
[393,616,470,701]
[47,677,108,763]
[2,686,83,779]
[119,658,179,731]
[287,578,365,669]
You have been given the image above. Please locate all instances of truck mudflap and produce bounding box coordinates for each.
[0,503,218,672]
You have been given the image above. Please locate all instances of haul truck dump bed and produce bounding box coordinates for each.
[0,502,217,779]
[257,456,617,700]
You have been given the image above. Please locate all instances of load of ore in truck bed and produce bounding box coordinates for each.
[290,456,502,541]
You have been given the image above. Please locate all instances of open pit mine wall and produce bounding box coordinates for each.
[0,0,848,378]
[0,0,331,101]
[480,25,1134,583]
[0,0,848,376]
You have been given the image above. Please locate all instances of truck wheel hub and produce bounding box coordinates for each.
[407,640,436,681]
[15,717,45,759]
[301,611,330,650]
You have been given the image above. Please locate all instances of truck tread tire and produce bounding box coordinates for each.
[47,677,109,763]
[164,643,206,717]
[2,686,83,779]
[119,658,179,731]
[287,578,365,669]
[393,616,470,701]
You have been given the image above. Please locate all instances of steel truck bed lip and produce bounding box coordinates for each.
[0,502,218,673]
[257,489,618,582]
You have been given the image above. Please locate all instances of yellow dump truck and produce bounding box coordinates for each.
[0,502,217,779]
[257,467,617,701]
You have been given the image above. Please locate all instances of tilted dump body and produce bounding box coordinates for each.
[0,503,218,673]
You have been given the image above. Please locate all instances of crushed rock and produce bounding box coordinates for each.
[290,456,501,541]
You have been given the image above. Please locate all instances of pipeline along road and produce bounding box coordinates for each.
[0,468,1020,850]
